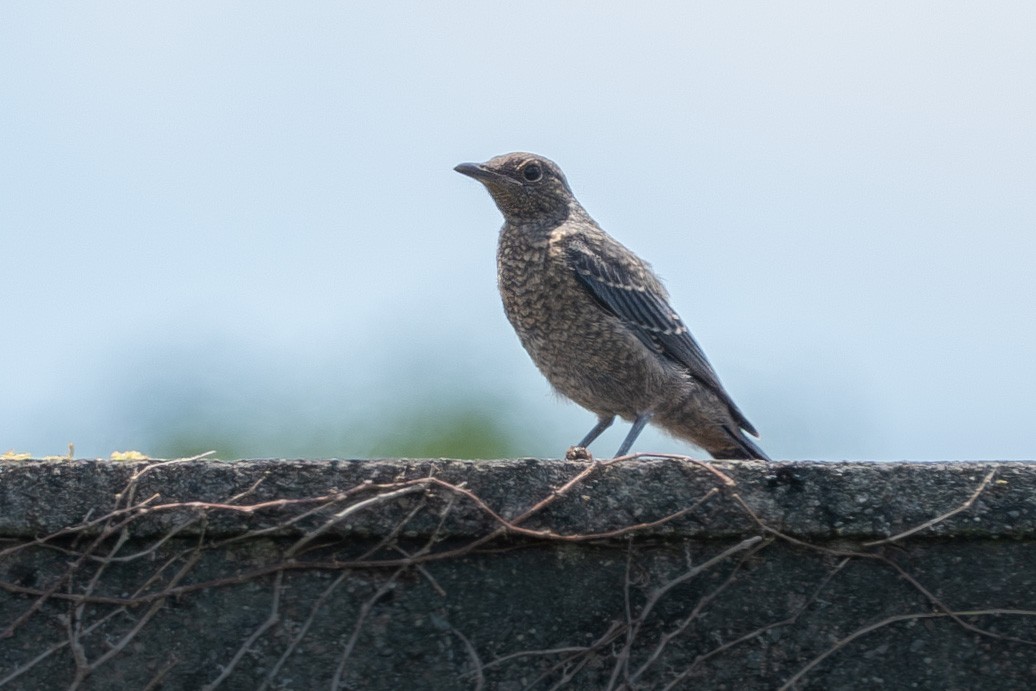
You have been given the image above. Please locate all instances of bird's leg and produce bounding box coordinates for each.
[576,415,615,449]
[613,412,653,457]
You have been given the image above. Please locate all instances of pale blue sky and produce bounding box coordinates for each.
[2,3,1034,460]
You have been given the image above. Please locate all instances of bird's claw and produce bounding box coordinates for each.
[565,446,593,461]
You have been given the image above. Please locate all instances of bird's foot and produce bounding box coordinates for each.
[565,446,593,461]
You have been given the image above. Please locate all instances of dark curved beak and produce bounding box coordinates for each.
[454,162,520,186]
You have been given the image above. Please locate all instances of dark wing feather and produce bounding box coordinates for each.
[566,243,758,436]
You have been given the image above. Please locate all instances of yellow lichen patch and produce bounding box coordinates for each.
[110,450,151,462]
[42,444,77,461]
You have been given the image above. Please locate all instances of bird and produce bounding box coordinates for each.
[454,152,769,461]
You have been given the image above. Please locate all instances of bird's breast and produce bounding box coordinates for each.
[496,229,672,417]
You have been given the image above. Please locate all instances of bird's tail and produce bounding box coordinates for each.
[658,399,771,461]
[710,426,771,461]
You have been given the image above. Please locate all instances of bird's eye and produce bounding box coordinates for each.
[522,164,543,182]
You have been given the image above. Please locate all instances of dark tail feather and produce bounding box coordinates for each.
[711,426,771,461]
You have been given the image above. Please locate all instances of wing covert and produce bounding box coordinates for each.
[566,244,758,436]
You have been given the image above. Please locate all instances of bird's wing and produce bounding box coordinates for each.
[566,242,758,436]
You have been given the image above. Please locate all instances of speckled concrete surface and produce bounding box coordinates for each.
[0,458,1033,689]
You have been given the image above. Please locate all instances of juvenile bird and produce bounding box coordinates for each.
[455,152,768,461]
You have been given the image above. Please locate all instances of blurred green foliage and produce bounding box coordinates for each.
[150,400,520,461]
[363,405,518,459]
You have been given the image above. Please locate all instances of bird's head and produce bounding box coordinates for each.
[455,152,575,223]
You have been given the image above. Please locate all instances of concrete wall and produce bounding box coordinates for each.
[0,457,1034,689]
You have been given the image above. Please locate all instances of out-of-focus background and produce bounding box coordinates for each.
[2,3,1033,461]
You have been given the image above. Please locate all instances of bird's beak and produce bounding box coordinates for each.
[454,162,521,186]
